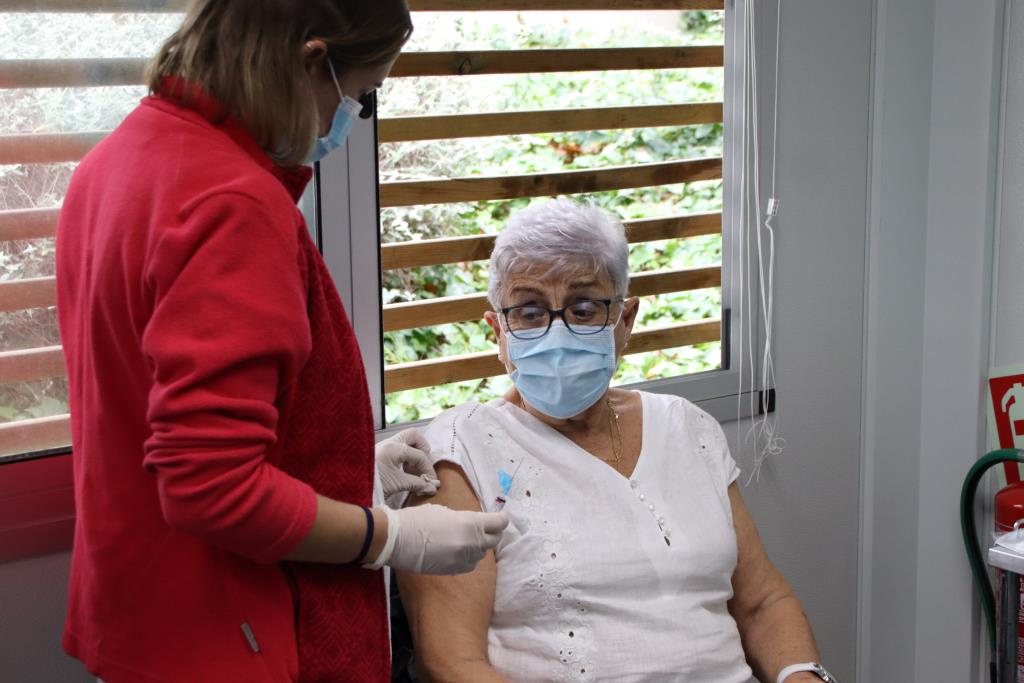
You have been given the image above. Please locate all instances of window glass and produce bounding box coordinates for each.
[379,10,726,424]
[0,11,180,459]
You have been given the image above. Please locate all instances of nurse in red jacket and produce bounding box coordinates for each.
[55,1,507,681]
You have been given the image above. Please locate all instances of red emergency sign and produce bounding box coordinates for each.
[989,367,1024,483]
[991,371,1024,448]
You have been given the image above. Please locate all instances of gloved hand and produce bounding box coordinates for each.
[366,504,509,575]
[376,428,441,500]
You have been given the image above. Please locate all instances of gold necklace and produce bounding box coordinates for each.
[517,393,624,473]
[602,396,624,472]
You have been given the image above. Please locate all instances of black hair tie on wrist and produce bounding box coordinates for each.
[353,506,374,565]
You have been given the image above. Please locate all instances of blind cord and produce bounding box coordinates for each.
[736,0,786,484]
[736,0,753,469]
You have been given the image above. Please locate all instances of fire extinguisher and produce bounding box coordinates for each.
[995,472,1024,683]
[962,449,1024,683]
[993,387,1024,681]
[994,383,1024,554]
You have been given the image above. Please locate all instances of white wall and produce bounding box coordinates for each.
[728,1,874,681]
[858,0,934,679]
[913,2,1002,679]
[860,0,1005,681]
[996,0,1024,372]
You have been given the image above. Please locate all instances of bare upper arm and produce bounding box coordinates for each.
[397,462,498,677]
[727,483,796,623]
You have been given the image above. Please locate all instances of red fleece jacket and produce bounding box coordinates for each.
[56,84,388,682]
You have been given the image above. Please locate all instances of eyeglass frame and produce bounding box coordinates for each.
[499,297,626,340]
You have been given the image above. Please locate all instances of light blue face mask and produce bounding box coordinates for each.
[309,60,363,163]
[506,320,618,419]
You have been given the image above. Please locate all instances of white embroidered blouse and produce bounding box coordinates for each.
[421,390,754,683]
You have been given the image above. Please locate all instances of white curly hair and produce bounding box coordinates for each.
[486,199,629,309]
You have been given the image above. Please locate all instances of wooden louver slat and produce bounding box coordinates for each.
[384,318,720,393]
[0,347,65,385]
[0,47,722,89]
[382,234,497,272]
[0,315,726,391]
[0,224,724,315]
[381,212,721,271]
[390,46,722,78]
[410,0,724,8]
[0,277,57,312]
[379,102,722,143]
[0,415,71,459]
[622,319,720,355]
[628,265,721,298]
[0,208,61,242]
[381,157,722,208]
[0,103,723,165]
[382,265,720,332]
[2,0,184,9]
[0,58,147,89]
[0,132,106,165]
[1,0,724,11]
[625,211,722,243]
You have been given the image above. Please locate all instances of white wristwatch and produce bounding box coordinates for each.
[776,662,840,683]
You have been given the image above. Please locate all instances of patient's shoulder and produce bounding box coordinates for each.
[640,391,738,485]
[420,400,485,455]
[639,390,717,428]
[418,401,495,498]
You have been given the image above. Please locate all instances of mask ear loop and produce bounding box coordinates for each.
[609,297,632,356]
[495,313,513,370]
[494,314,528,415]
[325,58,345,100]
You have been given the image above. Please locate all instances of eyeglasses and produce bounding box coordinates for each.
[500,298,624,340]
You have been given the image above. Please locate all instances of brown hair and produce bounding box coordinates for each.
[148,0,412,167]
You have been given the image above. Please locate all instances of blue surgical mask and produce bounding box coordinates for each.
[506,320,618,419]
[309,60,362,163]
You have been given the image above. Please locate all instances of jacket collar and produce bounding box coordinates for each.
[152,77,313,202]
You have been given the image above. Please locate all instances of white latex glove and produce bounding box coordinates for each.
[376,428,441,500]
[366,504,509,575]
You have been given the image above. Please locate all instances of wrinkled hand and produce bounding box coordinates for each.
[376,428,441,499]
[373,504,509,575]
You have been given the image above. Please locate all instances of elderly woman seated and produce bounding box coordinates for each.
[397,199,830,683]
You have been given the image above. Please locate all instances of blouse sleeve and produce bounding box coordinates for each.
[140,191,317,564]
[705,415,742,488]
[671,396,741,490]
[421,402,491,511]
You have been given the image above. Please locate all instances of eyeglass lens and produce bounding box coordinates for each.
[505,300,612,339]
